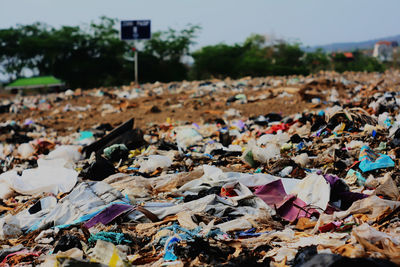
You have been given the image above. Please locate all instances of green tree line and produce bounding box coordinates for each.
[0,17,384,89]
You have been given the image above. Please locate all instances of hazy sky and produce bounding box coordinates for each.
[1,0,400,49]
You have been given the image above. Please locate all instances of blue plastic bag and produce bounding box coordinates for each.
[164,236,180,261]
[358,145,395,172]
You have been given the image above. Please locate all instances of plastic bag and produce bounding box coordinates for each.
[0,159,78,198]
[138,155,172,173]
[17,143,35,159]
[176,128,203,149]
[358,145,395,172]
[46,145,82,167]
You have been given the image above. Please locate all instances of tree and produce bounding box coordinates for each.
[272,42,307,75]
[0,18,386,87]
[0,22,50,79]
[303,48,330,73]
[144,25,200,61]
[331,50,384,73]
[191,44,245,79]
[238,34,273,77]
[191,35,307,79]
[0,17,131,88]
[138,25,200,83]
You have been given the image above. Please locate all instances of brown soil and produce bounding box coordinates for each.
[0,87,319,135]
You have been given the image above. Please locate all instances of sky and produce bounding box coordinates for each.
[1,0,400,49]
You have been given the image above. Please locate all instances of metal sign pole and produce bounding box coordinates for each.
[134,46,138,84]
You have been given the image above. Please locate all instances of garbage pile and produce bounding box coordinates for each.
[0,71,400,266]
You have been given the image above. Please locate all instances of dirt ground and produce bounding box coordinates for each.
[0,86,321,136]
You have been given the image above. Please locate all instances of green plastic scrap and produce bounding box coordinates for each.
[346,169,366,186]
[243,150,256,168]
[235,94,247,100]
[79,131,94,141]
[377,142,387,151]
[254,168,262,173]
[88,232,131,245]
[103,144,128,160]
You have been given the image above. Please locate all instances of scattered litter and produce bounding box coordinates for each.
[0,73,399,266]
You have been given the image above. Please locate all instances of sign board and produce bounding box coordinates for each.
[120,20,151,40]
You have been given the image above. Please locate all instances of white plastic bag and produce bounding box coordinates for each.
[17,143,35,159]
[0,160,78,198]
[139,155,172,173]
[290,174,330,210]
[46,145,82,164]
[176,128,203,149]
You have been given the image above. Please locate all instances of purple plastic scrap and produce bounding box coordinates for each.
[323,174,368,210]
[254,179,287,206]
[84,203,134,229]
[254,179,320,222]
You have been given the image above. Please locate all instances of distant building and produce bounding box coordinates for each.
[331,52,354,60]
[343,52,354,59]
[373,41,398,61]
[362,49,373,57]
